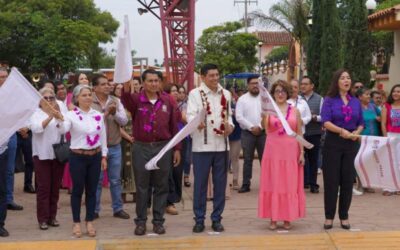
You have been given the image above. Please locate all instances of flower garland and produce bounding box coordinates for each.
[73,108,102,146]
[200,90,227,136]
[341,94,352,123]
[274,104,291,136]
[139,94,163,133]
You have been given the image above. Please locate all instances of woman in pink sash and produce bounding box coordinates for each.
[258,80,305,230]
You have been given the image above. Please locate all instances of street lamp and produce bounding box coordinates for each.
[258,41,263,74]
[366,0,377,13]
[137,8,149,15]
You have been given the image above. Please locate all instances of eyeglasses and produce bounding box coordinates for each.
[43,96,55,101]
[274,90,287,95]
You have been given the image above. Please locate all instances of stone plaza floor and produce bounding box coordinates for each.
[0,160,399,249]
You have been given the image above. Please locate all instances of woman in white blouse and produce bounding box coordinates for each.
[30,88,65,230]
[58,85,107,238]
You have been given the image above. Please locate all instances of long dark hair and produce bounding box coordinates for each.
[387,84,400,104]
[326,69,351,98]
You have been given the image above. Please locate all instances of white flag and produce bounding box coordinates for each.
[355,135,400,190]
[0,67,41,145]
[258,79,313,149]
[145,109,206,170]
[114,15,133,84]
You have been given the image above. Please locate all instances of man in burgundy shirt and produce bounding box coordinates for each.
[121,69,181,236]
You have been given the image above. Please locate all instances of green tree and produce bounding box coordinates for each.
[319,0,342,94]
[342,0,371,85]
[195,22,259,75]
[250,0,311,78]
[265,46,289,63]
[306,0,323,88]
[0,0,119,78]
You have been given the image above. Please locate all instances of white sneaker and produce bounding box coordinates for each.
[353,188,363,196]
[318,168,322,174]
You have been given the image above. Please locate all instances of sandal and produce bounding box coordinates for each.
[283,221,292,230]
[269,221,277,230]
[86,222,96,237]
[72,223,82,238]
[184,176,191,187]
[382,191,394,196]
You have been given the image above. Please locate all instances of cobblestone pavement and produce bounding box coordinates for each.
[0,160,399,249]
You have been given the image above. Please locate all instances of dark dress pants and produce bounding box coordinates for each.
[192,151,228,224]
[0,150,8,227]
[241,131,265,186]
[132,141,171,226]
[69,152,101,223]
[167,138,186,204]
[304,134,321,188]
[17,132,34,187]
[322,132,358,220]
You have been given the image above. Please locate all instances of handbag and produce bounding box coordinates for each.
[52,134,70,164]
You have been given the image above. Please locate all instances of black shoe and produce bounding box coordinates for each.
[23,185,36,194]
[238,185,250,193]
[211,221,224,232]
[7,202,23,211]
[0,227,9,237]
[192,223,205,233]
[114,210,130,219]
[340,221,351,230]
[310,187,319,193]
[48,219,60,227]
[39,222,48,230]
[304,184,310,189]
[153,224,166,234]
[323,223,333,230]
[134,224,146,236]
[93,213,99,220]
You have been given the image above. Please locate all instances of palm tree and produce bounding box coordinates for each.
[250,0,311,79]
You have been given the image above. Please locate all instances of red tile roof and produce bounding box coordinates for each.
[254,31,292,45]
[368,4,400,22]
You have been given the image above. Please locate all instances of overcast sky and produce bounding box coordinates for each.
[94,0,278,64]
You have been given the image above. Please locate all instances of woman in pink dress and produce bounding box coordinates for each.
[258,80,306,230]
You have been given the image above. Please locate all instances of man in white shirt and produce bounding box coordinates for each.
[288,79,311,134]
[91,74,130,220]
[187,64,234,233]
[0,67,10,236]
[235,76,265,193]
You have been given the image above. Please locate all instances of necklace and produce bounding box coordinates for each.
[200,90,227,136]
[73,108,102,146]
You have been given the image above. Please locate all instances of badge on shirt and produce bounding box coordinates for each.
[162,105,167,113]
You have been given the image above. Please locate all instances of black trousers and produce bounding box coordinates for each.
[16,132,34,187]
[241,130,265,186]
[304,134,321,188]
[322,132,358,220]
[132,141,171,226]
[167,138,186,204]
[0,150,8,227]
[69,152,101,223]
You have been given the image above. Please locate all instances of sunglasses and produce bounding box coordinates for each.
[43,96,55,101]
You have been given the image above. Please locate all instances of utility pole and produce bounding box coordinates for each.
[234,0,258,33]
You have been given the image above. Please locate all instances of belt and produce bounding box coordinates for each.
[134,140,168,147]
[71,147,101,156]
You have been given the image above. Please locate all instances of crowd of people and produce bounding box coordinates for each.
[0,64,399,238]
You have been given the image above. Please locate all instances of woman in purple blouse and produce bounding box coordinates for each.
[320,69,364,230]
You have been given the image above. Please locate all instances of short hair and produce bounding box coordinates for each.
[91,74,108,87]
[133,77,141,83]
[72,85,92,105]
[40,79,55,90]
[200,64,218,76]
[141,69,159,82]
[355,87,370,98]
[39,87,55,97]
[165,83,180,94]
[370,90,381,99]
[301,76,313,84]
[178,85,186,92]
[270,80,292,100]
[247,76,259,84]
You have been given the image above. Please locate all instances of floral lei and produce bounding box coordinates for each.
[341,94,352,123]
[139,93,163,133]
[73,108,102,146]
[274,104,291,135]
[200,90,227,136]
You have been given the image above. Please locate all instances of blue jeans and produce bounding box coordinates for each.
[6,134,17,204]
[0,149,8,227]
[192,151,228,224]
[95,144,123,214]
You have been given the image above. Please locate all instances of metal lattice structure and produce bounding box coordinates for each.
[137,0,195,90]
